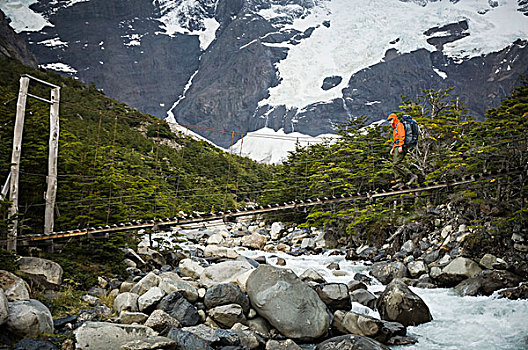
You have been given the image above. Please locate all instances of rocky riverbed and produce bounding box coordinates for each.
[1,205,527,349]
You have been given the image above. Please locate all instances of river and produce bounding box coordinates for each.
[144,229,528,349]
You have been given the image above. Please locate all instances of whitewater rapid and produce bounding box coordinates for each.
[238,250,528,350]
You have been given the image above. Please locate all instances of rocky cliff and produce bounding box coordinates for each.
[6,0,528,148]
[0,9,37,68]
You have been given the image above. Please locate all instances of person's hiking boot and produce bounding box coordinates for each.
[406,174,418,186]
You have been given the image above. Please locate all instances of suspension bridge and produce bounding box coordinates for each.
[2,75,527,251]
[11,165,525,247]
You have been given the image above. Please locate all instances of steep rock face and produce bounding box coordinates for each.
[0,9,37,67]
[171,8,282,147]
[25,0,201,118]
[13,0,528,150]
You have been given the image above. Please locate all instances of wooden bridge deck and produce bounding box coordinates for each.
[15,166,526,246]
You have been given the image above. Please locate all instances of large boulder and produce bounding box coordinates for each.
[17,257,63,290]
[144,309,181,336]
[454,270,523,296]
[159,272,199,302]
[182,324,242,348]
[316,334,390,350]
[0,288,7,325]
[204,245,238,259]
[157,292,200,327]
[204,283,250,313]
[246,265,330,341]
[436,257,482,286]
[6,299,53,337]
[209,304,247,328]
[119,311,149,325]
[313,283,351,311]
[74,321,156,350]
[200,260,254,288]
[333,310,406,344]
[349,289,377,310]
[138,286,165,312]
[130,272,161,296]
[376,279,432,327]
[113,292,139,313]
[0,270,30,301]
[407,260,428,278]
[242,232,267,250]
[166,328,214,350]
[370,261,408,285]
[270,222,285,240]
[179,259,205,280]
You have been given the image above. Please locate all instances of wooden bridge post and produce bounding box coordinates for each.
[44,87,60,234]
[7,76,30,252]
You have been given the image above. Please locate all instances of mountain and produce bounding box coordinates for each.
[2,0,527,161]
[0,9,37,67]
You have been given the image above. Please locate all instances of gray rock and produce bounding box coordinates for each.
[7,299,54,337]
[74,321,156,350]
[0,270,30,301]
[400,240,415,255]
[349,289,377,310]
[230,323,265,350]
[130,272,161,296]
[209,304,246,328]
[144,309,181,336]
[121,336,177,350]
[423,250,440,265]
[179,259,205,280]
[454,270,523,296]
[120,311,149,325]
[266,339,302,350]
[17,257,63,290]
[299,268,327,284]
[270,222,285,240]
[247,316,273,338]
[437,257,482,286]
[479,253,505,270]
[138,286,165,312]
[157,292,200,327]
[166,328,213,350]
[182,324,241,347]
[204,283,250,313]
[314,283,351,311]
[246,265,330,340]
[200,260,254,288]
[14,338,58,350]
[333,310,406,343]
[301,238,316,250]
[159,274,198,302]
[316,334,390,350]
[407,260,428,278]
[242,232,267,250]
[347,280,367,292]
[370,261,408,285]
[120,281,135,293]
[0,288,8,326]
[114,292,140,313]
[123,248,147,267]
[376,279,433,327]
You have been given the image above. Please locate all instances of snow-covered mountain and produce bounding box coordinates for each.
[2,0,528,163]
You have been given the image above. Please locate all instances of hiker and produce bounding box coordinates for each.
[387,113,417,189]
